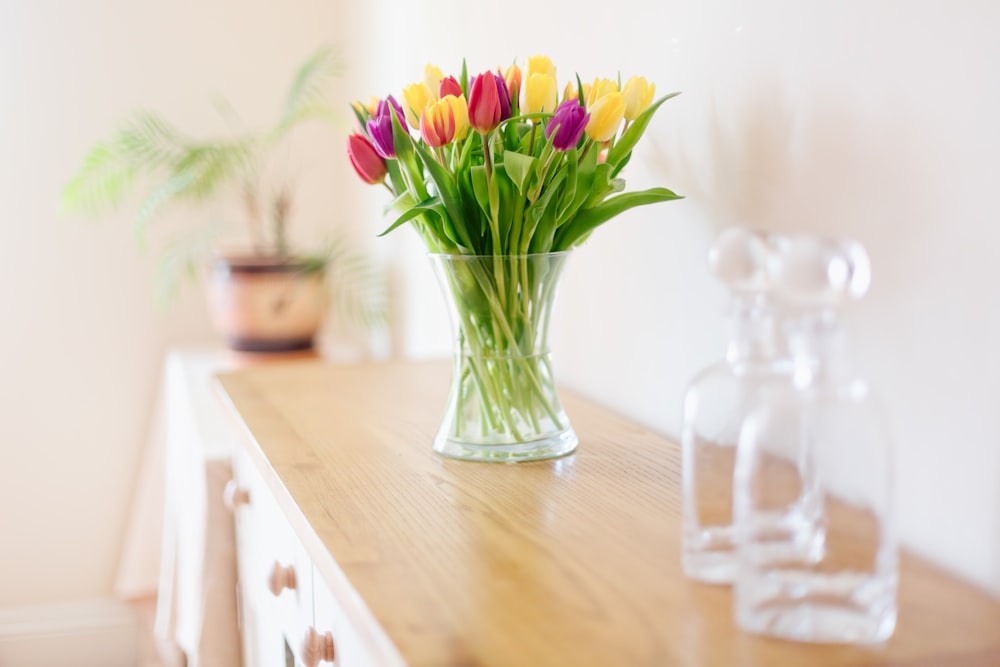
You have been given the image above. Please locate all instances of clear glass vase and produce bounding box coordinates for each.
[429,252,578,463]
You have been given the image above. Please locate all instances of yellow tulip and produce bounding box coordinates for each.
[419,98,457,147]
[523,73,558,114]
[584,91,625,142]
[622,76,655,121]
[402,82,432,129]
[586,77,619,108]
[562,81,592,103]
[353,96,380,117]
[503,63,522,100]
[526,55,556,80]
[443,94,470,141]
[423,64,444,99]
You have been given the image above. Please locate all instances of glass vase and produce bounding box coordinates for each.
[429,252,578,463]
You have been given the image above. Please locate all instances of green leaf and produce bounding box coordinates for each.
[385,159,406,195]
[502,151,537,194]
[62,111,186,215]
[470,165,490,220]
[554,144,599,226]
[523,169,567,252]
[382,188,415,215]
[410,140,471,247]
[390,108,414,164]
[377,197,440,237]
[133,168,199,246]
[351,103,370,131]
[154,222,219,306]
[554,187,683,250]
[554,147,578,222]
[62,143,137,214]
[606,91,680,168]
[313,233,390,331]
[389,110,429,203]
[585,163,615,207]
[493,166,516,253]
[281,45,342,129]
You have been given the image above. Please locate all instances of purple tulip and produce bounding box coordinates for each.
[492,72,512,122]
[545,99,589,151]
[365,95,406,158]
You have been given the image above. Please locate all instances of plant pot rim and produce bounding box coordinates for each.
[211,253,321,274]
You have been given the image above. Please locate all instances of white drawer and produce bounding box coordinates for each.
[232,448,314,667]
[312,568,383,667]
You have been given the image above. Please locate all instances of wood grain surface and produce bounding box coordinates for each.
[216,359,1000,667]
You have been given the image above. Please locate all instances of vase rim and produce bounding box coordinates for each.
[427,250,573,260]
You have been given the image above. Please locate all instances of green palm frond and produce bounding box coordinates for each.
[317,235,388,331]
[154,223,220,306]
[276,45,343,134]
[62,111,187,215]
[133,140,258,244]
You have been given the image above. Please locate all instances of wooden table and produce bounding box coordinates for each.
[216,359,1000,667]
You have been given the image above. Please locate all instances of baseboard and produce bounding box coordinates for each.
[0,597,136,667]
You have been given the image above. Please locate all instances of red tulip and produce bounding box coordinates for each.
[346,133,387,184]
[467,71,510,134]
[439,76,462,99]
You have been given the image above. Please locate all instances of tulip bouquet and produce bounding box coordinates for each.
[347,56,681,460]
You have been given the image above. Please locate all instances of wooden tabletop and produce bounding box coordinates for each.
[216,359,1000,667]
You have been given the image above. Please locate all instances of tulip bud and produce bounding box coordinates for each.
[468,71,511,134]
[439,76,462,99]
[545,99,589,151]
[622,76,656,121]
[526,55,556,81]
[444,94,470,141]
[586,77,619,108]
[420,98,457,148]
[423,64,444,99]
[402,83,432,130]
[347,133,387,184]
[366,96,407,159]
[494,72,512,122]
[504,64,522,104]
[524,73,558,114]
[584,91,625,142]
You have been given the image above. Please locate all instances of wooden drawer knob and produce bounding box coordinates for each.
[223,480,249,510]
[268,561,297,596]
[301,626,336,666]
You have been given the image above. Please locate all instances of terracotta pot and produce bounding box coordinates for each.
[206,254,327,352]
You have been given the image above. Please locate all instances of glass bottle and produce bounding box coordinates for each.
[681,228,789,583]
[733,237,897,644]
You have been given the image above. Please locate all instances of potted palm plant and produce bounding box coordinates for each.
[63,46,383,352]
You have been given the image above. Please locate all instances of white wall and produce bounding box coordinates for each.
[2,0,997,612]
[358,0,1000,596]
[0,0,366,605]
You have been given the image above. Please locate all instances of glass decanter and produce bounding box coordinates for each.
[733,236,897,644]
[681,228,789,583]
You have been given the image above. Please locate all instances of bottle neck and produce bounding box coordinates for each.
[725,296,784,366]
[787,311,852,385]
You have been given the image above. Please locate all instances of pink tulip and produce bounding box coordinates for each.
[346,133,387,184]
[468,71,511,134]
[439,76,462,99]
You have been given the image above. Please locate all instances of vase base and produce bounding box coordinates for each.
[433,429,579,463]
